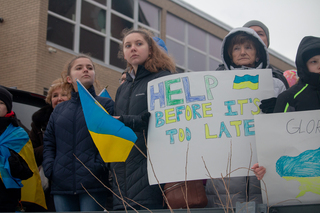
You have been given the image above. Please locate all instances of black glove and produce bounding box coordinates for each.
[8,149,33,180]
[259,97,277,113]
[118,112,151,132]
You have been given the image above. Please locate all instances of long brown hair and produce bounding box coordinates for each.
[118,28,176,73]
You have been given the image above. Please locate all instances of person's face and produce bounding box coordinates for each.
[51,87,69,109]
[120,73,126,84]
[250,26,268,47]
[123,33,151,73]
[67,58,95,90]
[306,55,320,74]
[0,100,8,117]
[231,42,257,67]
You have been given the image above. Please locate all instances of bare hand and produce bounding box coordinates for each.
[252,163,266,180]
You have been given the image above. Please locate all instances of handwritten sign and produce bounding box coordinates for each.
[255,110,320,206]
[147,70,274,185]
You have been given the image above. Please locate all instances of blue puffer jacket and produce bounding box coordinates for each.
[43,86,114,194]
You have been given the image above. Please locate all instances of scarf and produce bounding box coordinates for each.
[0,123,29,188]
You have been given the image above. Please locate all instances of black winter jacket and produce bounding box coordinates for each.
[29,105,53,166]
[43,86,114,195]
[274,36,320,112]
[111,65,171,210]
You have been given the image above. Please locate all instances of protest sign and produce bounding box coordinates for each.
[147,69,274,185]
[255,110,320,206]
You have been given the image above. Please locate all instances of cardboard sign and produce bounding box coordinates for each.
[147,69,274,185]
[255,110,320,206]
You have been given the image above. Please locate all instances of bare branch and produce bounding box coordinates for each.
[81,183,108,212]
[113,169,128,213]
[73,154,137,212]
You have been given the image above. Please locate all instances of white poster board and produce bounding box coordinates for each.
[147,70,274,185]
[255,110,320,206]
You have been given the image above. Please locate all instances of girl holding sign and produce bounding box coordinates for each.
[111,29,176,210]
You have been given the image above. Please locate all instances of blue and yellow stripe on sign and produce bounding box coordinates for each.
[77,80,137,162]
[233,74,259,90]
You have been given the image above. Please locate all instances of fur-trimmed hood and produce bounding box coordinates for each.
[221,27,269,70]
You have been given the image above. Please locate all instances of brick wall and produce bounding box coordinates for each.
[0,0,122,98]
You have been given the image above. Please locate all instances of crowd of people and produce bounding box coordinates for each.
[0,19,319,212]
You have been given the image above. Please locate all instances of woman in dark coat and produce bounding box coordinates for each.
[30,78,70,167]
[29,78,70,211]
[111,29,176,210]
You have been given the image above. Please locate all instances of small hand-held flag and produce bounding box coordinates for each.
[77,80,137,162]
[99,86,112,99]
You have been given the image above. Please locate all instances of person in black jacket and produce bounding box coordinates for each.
[42,55,114,212]
[274,36,320,113]
[111,28,176,210]
[0,86,33,212]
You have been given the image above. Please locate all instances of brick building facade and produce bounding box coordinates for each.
[0,0,295,98]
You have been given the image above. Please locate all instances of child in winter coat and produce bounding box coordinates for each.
[274,36,320,112]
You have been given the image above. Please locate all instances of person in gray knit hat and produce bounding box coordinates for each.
[243,20,270,48]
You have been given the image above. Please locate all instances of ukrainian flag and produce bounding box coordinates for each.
[0,124,47,209]
[77,80,137,162]
[99,86,112,99]
[233,74,259,90]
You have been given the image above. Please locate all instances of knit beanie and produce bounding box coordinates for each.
[302,48,320,64]
[0,86,13,113]
[243,20,270,47]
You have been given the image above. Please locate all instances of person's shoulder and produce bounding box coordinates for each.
[269,65,289,89]
[216,63,226,71]
[155,70,172,77]
[52,100,70,113]
[96,96,114,104]
[278,83,303,99]
[95,96,114,113]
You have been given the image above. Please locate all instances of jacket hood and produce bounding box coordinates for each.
[221,27,269,70]
[295,36,320,87]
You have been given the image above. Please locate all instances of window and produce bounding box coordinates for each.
[47,0,160,70]
[166,13,222,72]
